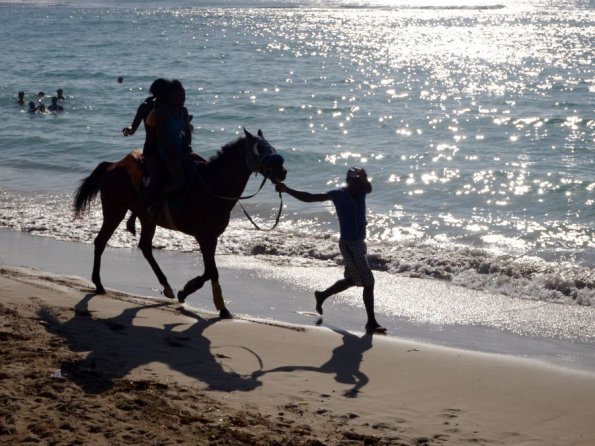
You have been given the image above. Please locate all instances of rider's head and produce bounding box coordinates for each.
[166,79,185,108]
[149,78,169,106]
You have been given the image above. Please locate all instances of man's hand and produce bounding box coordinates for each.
[275,183,328,202]
[122,127,135,136]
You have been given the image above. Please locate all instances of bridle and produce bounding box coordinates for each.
[197,134,285,231]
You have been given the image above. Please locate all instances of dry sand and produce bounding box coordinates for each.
[1,265,594,446]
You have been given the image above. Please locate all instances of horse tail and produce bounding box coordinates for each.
[73,161,112,218]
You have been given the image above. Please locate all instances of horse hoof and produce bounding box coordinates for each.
[219,308,233,319]
[95,286,106,295]
[163,286,175,300]
[177,290,187,304]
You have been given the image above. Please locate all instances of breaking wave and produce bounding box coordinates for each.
[1,188,593,307]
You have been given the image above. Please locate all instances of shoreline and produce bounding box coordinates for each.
[2,263,595,445]
[2,228,595,374]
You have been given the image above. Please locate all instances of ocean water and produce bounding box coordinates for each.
[0,0,594,312]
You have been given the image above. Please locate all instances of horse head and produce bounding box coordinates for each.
[243,128,287,184]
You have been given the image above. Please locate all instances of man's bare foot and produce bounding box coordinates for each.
[314,291,324,315]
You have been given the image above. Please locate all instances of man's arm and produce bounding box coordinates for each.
[275,183,329,203]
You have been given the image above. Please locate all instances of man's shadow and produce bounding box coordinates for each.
[39,293,262,394]
[254,323,373,397]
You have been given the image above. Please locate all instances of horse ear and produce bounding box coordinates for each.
[258,129,263,137]
[244,127,253,139]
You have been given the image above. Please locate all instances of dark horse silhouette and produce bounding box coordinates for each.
[73,129,287,319]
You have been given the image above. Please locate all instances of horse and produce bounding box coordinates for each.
[73,128,287,318]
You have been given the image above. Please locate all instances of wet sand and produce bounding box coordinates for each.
[2,228,595,374]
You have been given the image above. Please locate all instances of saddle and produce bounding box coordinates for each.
[118,149,202,230]
[119,149,146,192]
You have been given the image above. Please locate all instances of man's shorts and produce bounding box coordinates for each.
[339,239,375,287]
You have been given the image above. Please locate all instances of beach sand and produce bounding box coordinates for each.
[1,265,594,446]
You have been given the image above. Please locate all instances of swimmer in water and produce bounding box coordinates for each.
[48,96,64,112]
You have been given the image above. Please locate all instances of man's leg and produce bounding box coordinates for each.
[315,278,354,315]
[363,285,386,333]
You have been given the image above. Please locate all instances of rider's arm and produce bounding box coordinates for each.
[123,101,149,136]
[276,184,329,203]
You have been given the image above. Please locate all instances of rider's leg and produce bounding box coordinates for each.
[159,155,185,199]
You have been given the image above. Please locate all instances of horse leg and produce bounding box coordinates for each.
[92,208,127,294]
[202,238,232,319]
[138,220,175,299]
[177,238,213,302]
[177,274,207,303]
[125,212,137,235]
[178,237,232,319]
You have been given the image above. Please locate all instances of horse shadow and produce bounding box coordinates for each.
[38,293,262,394]
[254,323,373,398]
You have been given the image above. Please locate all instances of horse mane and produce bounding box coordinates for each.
[206,136,245,172]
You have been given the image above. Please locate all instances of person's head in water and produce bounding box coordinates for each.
[49,96,63,112]
[28,101,36,112]
[17,91,25,104]
[37,91,45,100]
[56,89,64,100]
[117,76,124,83]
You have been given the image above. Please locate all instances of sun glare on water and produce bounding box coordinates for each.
[335,0,506,8]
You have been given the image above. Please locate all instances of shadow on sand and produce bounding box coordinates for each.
[38,293,373,398]
[38,293,262,394]
[254,322,373,398]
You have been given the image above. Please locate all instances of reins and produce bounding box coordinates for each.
[197,172,268,201]
[196,170,283,232]
[238,189,283,232]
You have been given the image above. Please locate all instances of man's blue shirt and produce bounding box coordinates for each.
[327,187,367,242]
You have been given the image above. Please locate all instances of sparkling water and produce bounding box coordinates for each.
[0,0,593,306]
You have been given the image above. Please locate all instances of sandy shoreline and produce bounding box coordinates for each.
[1,265,595,445]
[3,228,595,374]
